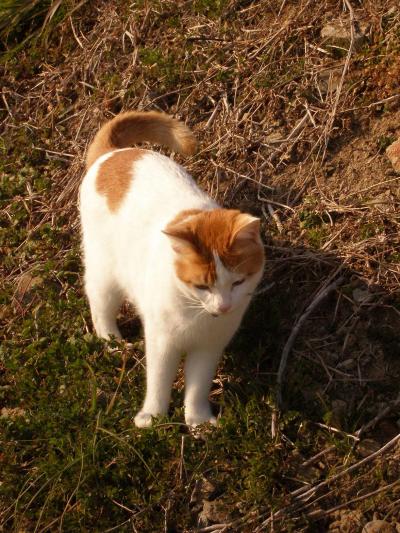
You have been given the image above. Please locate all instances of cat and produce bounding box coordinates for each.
[80,111,265,427]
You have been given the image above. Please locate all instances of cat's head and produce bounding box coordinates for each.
[163,209,265,316]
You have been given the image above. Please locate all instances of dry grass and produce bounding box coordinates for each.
[1,0,400,531]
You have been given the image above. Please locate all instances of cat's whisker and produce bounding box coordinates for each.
[183,295,203,306]
[182,293,201,305]
[191,307,207,320]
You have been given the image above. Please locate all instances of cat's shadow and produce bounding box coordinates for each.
[221,245,400,432]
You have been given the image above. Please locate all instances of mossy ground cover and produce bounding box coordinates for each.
[1,1,400,531]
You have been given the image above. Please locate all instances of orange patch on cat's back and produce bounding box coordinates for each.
[96,148,144,212]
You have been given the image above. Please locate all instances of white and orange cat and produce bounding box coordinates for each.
[80,111,264,427]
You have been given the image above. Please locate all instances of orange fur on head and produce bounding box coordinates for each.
[164,209,264,285]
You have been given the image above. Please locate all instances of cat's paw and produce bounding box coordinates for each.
[134,411,154,428]
[185,411,218,428]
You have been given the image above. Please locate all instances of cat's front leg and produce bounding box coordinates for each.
[184,349,222,427]
[134,335,181,428]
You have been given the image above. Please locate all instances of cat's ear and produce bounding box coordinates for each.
[232,214,261,242]
[162,224,196,254]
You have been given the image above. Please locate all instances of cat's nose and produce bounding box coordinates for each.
[217,303,231,314]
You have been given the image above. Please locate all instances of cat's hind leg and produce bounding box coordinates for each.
[84,270,123,340]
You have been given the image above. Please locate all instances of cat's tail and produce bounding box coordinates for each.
[85,111,197,169]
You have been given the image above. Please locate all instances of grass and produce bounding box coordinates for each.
[1,0,400,531]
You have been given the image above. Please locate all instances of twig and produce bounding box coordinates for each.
[301,446,335,468]
[258,195,295,212]
[197,524,232,533]
[205,102,220,128]
[277,272,344,407]
[314,422,359,442]
[266,113,309,145]
[271,408,278,439]
[294,432,400,502]
[262,203,283,233]
[69,16,84,49]
[255,432,400,530]
[106,352,127,415]
[320,0,355,160]
[355,391,400,438]
[342,93,400,113]
[58,448,84,532]
[307,479,400,519]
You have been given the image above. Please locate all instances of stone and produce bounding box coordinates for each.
[318,67,342,94]
[198,500,228,526]
[352,288,372,304]
[362,520,397,533]
[190,477,216,510]
[1,407,26,419]
[328,509,365,532]
[321,18,367,50]
[338,358,355,370]
[386,138,400,173]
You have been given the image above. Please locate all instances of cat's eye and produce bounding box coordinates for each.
[194,284,210,291]
[232,279,245,288]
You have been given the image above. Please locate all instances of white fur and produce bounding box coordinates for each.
[80,149,263,427]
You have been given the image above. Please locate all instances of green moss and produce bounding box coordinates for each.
[299,210,325,229]
[305,227,328,248]
[360,222,384,240]
[388,252,400,263]
[377,135,395,152]
[192,0,228,17]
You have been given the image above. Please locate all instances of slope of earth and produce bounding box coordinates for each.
[1,1,399,531]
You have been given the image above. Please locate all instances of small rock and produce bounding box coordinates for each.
[329,509,365,532]
[362,520,397,533]
[190,477,216,509]
[198,500,228,526]
[321,18,367,49]
[338,358,355,370]
[386,138,400,173]
[352,288,373,304]
[1,407,26,419]
[318,67,342,94]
